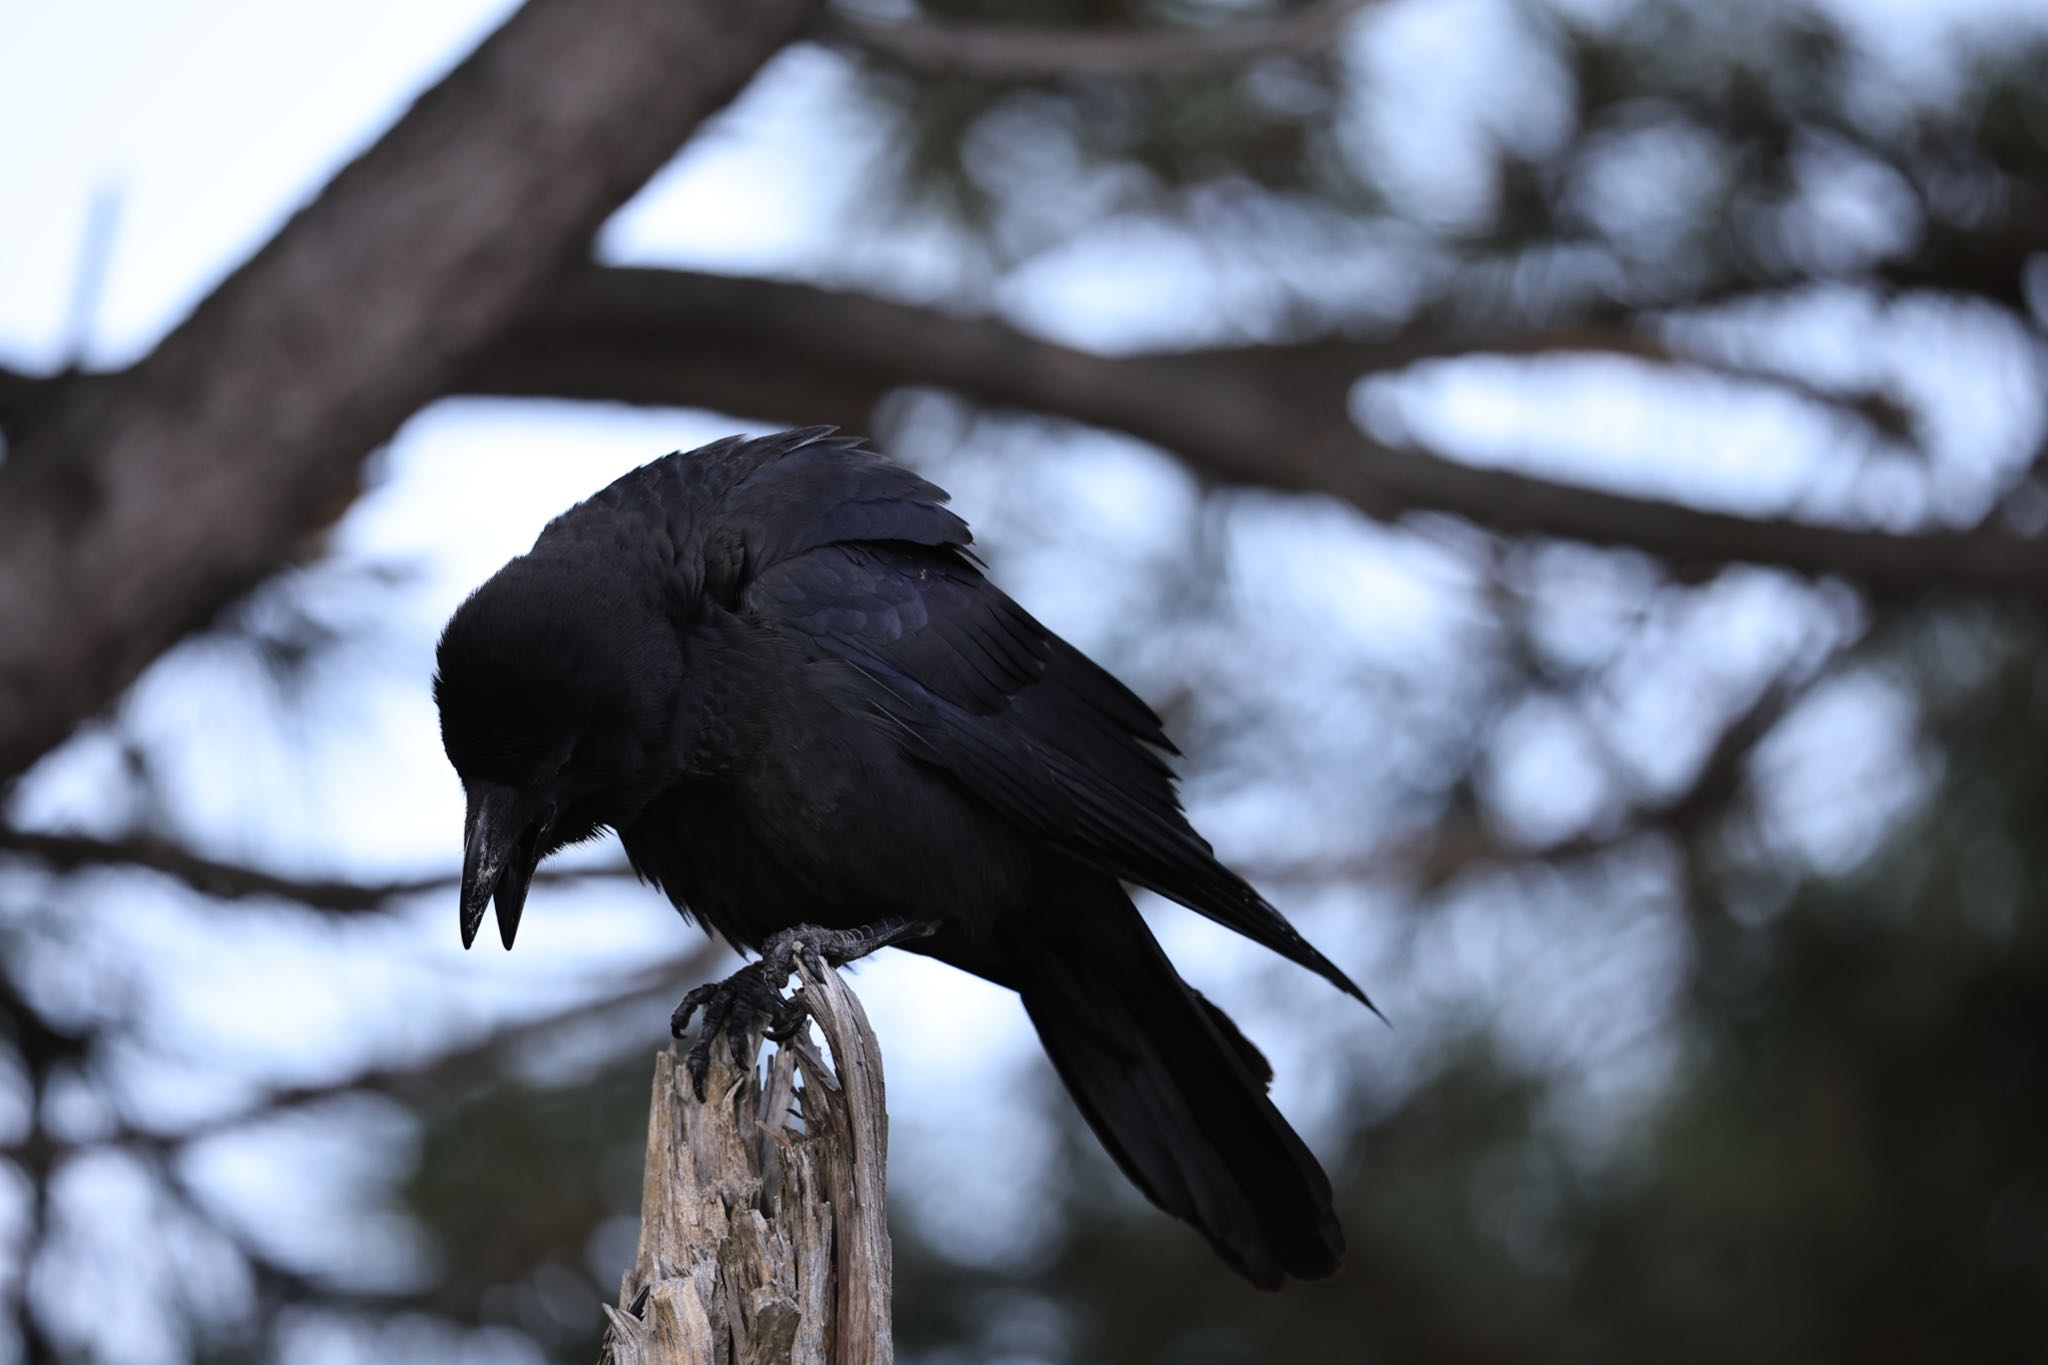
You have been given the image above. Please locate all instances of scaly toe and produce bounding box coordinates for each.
[670,980,721,1038]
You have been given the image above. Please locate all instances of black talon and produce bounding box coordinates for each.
[763,995,812,1043]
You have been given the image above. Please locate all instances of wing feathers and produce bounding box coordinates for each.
[748,539,1372,1009]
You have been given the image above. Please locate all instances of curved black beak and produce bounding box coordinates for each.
[461,784,539,950]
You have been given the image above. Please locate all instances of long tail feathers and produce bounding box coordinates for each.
[1006,901,1345,1288]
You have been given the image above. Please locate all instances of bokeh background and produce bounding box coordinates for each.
[4,0,2047,1361]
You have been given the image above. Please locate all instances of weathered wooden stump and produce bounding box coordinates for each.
[597,961,892,1365]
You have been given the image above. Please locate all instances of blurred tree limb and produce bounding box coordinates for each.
[0,0,819,783]
[463,264,2048,601]
[0,824,634,914]
[0,949,715,1165]
[825,0,1379,81]
[1243,626,1854,893]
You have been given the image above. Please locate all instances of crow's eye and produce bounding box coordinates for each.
[536,802,559,843]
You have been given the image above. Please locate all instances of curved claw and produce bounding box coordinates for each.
[762,993,813,1044]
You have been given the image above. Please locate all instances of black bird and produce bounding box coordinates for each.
[434,429,1375,1287]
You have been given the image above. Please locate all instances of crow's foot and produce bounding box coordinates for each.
[670,918,939,1098]
[670,961,800,1099]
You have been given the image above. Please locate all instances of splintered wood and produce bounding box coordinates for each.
[598,962,893,1365]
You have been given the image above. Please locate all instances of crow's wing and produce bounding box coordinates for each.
[745,539,1372,1008]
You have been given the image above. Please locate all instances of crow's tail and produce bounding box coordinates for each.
[1005,890,1345,1287]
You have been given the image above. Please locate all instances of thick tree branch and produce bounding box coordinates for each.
[0,0,818,783]
[826,1,1376,81]
[465,265,2048,601]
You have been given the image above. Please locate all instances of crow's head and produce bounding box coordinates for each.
[433,554,682,950]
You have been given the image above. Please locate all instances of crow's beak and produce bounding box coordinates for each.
[461,785,537,950]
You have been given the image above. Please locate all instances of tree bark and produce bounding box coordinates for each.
[600,962,892,1365]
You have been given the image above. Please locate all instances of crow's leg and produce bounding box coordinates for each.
[761,918,940,987]
[670,918,939,1098]
[756,918,940,1042]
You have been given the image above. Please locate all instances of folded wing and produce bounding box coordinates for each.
[744,538,1373,1009]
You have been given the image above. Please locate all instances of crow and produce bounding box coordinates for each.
[433,428,1375,1287]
